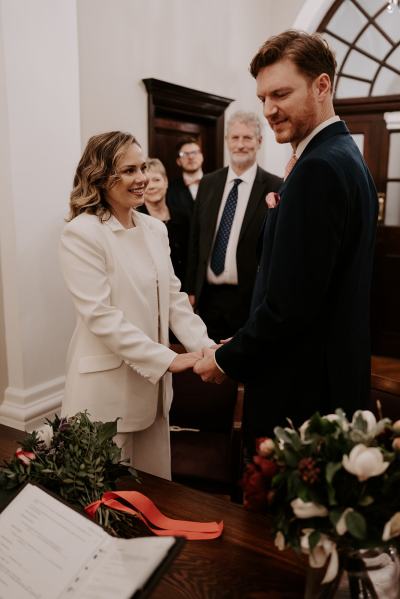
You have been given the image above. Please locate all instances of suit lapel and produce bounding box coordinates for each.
[203,168,228,253]
[279,122,349,193]
[136,214,170,344]
[239,167,264,243]
[104,213,170,344]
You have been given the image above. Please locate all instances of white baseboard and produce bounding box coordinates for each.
[0,376,64,431]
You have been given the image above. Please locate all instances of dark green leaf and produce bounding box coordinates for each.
[325,462,342,484]
[329,508,343,527]
[96,420,118,444]
[280,444,299,467]
[309,530,321,552]
[346,510,367,540]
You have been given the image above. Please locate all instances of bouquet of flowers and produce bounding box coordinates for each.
[242,409,400,589]
[0,411,142,537]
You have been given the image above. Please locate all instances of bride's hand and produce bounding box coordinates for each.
[168,351,202,373]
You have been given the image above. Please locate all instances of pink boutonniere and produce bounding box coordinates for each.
[266,192,281,209]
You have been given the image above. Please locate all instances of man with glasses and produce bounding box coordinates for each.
[167,137,204,219]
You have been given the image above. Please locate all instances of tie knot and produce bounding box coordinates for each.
[233,178,242,187]
[284,154,297,180]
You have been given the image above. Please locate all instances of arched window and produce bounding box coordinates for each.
[319,0,400,98]
[317,0,400,226]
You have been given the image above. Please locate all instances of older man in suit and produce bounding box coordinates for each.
[194,31,378,453]
[186,111,282,341]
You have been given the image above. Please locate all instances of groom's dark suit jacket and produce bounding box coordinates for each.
[186,165,282,327]
[216,121,378,436]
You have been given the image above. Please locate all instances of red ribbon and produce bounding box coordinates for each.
[85,490,223,540]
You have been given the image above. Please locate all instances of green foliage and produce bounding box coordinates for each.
[0,411,140,537]
[248,409,400,555]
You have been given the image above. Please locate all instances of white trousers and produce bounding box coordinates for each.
[114,400,171,481]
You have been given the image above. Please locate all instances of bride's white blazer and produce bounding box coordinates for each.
[59,210,213,432]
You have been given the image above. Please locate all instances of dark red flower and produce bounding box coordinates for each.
[253,455,278,478]
[298,456,320,484]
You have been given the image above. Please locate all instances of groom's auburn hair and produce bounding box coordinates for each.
[250,30,337,88]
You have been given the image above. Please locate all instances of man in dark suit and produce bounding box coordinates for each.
[167,137,204,221]
[194,31,378,452]
[186,111,282,341]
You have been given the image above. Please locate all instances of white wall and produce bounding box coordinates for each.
[0,0,81,429]
[76,0,269,150]
[77,0,304,177]
[0,5,10,403]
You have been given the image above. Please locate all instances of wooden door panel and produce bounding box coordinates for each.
[341,113,389,192]
[336,103,400,358]
[152,117,203,180]
[143,78,233,181]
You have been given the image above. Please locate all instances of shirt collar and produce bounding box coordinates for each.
[105,211,136,231]
[227,161,257,185]
[183,170,203,186]
[295,116,340,159]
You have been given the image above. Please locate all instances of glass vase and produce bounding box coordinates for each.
[305,547,400,599]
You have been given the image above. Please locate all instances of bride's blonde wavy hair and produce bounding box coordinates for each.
[67,131,140,221]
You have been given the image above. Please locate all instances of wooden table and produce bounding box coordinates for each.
[0,424,306,598]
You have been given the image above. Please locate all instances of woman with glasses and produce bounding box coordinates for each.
[59,131,214,480]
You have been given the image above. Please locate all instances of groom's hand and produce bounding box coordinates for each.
[193,347,226,384]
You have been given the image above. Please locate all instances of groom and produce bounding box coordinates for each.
[194,30,378,452]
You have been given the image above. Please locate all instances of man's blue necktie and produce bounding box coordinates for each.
[210,178,242,275]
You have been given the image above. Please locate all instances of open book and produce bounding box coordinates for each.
[0,483,182,599]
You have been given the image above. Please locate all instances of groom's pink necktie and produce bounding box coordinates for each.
[284,154,297,180]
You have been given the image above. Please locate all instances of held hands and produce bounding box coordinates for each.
[168,351,203,373]
[193,347,226,384]
[168,343,229,383]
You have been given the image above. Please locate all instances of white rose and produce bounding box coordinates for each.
[335,508,354,536]
[300,529,339,584]
[382,513,400,542]
[274,531,285,551]
[291,498,328,519]
[342,444,389,482]
[36,424,54,448]
[351,410,377,434]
